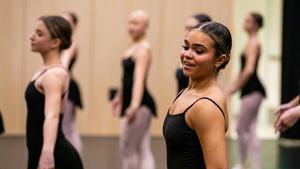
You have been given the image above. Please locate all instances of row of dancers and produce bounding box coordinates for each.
[23,9,300,169]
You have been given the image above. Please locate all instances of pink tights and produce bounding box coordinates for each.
[120,106,155,169]
[236,92,263,169]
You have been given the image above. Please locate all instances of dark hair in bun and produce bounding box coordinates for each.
[39,15,72,50]
[250,12,263,29]
[198,22,232,71]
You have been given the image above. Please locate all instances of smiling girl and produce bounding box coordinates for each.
[163,22,231,169]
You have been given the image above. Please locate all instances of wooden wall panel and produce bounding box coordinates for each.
[0,0,232,136]
[0,0,27,134]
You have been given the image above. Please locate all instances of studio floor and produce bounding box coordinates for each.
[0,136,279,169]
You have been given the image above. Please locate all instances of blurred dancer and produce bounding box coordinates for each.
[225,12,266,169]
[61,11,83,155]
[111,10,156,169]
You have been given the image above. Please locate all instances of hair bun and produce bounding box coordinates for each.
[39,15,72,51]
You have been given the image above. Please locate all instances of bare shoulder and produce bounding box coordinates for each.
[187,89,228,131]
[140,40,151,49]
[46,67,68,80]
[135,42,151,60]
[138,41,151,53]
[41,67,69,89]
[248,37,260,51]
[199,87,226,112]
[195,93,226,116]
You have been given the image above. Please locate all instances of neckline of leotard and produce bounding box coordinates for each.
[29,65,67,96]
[167,88,228,132]
[167,88,228,131]
[168,88,226,122]
[31,64,66,82]
[123,56,134,61]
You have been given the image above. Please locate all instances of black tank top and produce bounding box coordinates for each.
[176,68,189,93]
[121,57,156,117]
[163,90,226,169]
[240,53,266,97]
[25,67,66,147]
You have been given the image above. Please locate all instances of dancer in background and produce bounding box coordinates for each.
[164,22,231,169]
[61,11,83,155]
[176,13,211,93]
[225,12,266,169]
[26,15,83,169]
[111,10,156,169]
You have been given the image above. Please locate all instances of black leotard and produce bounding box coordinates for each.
[25,67,83,169]
[163,90,226,169]
[121,57,156,117]
[240,53,266,97]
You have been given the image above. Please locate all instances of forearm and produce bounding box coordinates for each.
[230,71,252,93]
[287,96,300,107]
[289,104,300,117]
[42,115,59,153]
[130,79,144,108]
[239,69,254,88]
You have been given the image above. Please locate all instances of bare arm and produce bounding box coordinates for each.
[61,42,77,68]
[275,104,300,132]
[130,48,150,108]
[226,41,259,95]
[285,96,300,108]
[274,96,300,132]
[39,69,68,168]
[189,99,227,169]
[274,96,300,119]
[125,48,151,122]
[111,89,122,116]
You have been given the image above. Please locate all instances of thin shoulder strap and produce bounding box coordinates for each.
[34,69,48,81]
[183,97,227,131]
[198,97,225,120]
[33,65,67,82]
[172,88,186,103]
